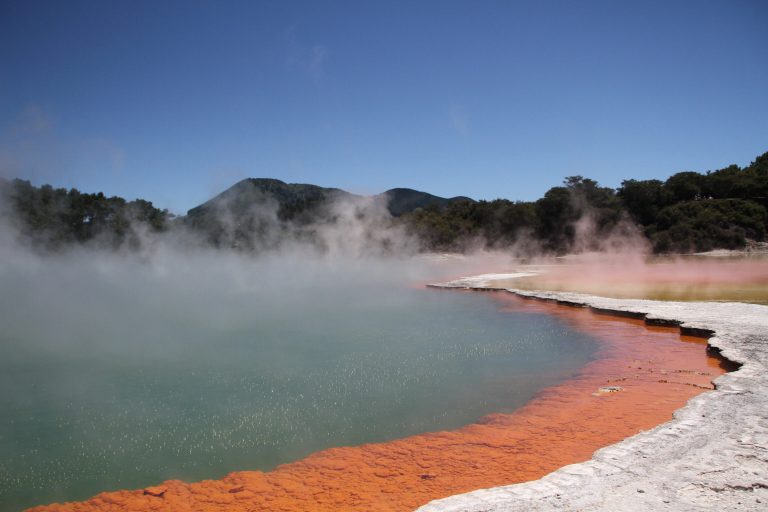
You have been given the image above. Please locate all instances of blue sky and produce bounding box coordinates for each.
[0,0,766,214]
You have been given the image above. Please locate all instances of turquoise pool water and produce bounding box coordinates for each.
[0,256,598,510]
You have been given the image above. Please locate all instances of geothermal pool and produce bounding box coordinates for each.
[0,262,599,511]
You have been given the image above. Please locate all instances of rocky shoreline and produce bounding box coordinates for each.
[419,275,768,512]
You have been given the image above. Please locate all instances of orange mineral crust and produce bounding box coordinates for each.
[29,293,729,512]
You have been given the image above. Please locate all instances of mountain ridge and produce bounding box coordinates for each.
[186,178,475,219]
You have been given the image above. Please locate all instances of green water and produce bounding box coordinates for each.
[0,257,598,511]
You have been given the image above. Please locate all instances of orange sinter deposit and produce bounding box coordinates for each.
[30,292,731,512]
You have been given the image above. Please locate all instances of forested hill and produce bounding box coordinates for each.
[382,188,475,217]
[182,178,355,249]
[185,178,474,221]
[181,178,474,249]
[1,150,766,254]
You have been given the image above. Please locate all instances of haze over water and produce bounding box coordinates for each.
[0,250,598,511]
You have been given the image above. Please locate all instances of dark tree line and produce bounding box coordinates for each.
[2,150,766,254]
[0,178,170,250]
[402,151,768,253]
[618,152,767,252]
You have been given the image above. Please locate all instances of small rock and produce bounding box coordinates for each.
[228,485,245,494]
[420,473,437,480]
[143,486,167,497]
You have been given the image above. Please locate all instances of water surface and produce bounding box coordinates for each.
[0,255,598,510]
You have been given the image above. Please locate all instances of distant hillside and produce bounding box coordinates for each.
[186,179,473,219]
[182,178,360,249]
[186,178,355,222]
[181,178,473,249]
[380,188,474,216]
